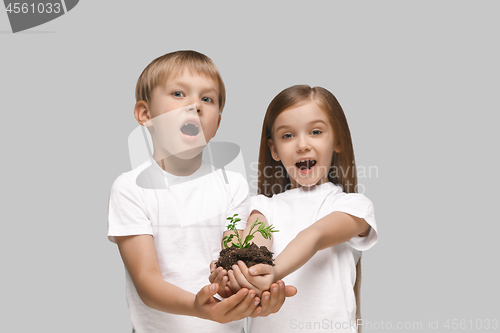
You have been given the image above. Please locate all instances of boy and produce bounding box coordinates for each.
[108,51,294,333]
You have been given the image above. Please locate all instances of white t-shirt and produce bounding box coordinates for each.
[247,182,378,333]
[108,159,250,333]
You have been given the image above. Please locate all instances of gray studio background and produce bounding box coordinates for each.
[1,1,498,332]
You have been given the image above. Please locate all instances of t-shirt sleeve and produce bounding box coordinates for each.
[226,173,251,230]
[332,193,378,251]
[250,194,271,221]
[107,174,154,243]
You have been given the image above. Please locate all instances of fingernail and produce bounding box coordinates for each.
[250,293,255,298]
[249,268,256,274]
[254,299,260,306]
[257,308,262,314]
[273,287,278,293]
[264,295,270,300]
[210,284,217,293]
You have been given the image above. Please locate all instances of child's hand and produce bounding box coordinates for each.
[228,261,276,297]
[208,261,234,298]
[249,280,297,317]
[194,283,260,323]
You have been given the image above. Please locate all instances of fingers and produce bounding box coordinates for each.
[249,291,269,317]
[209,266,222,283]
[210,260,217,273]
[237,261,254,281]
[224,285,234,297]
[268,281,285,314]
[232,264,255,290]
[248,263,273,276]
[225,289,260,320]
[227,269,243,293]
[254,281,285,317]
[195,283,219,306]
[214,267,227,286]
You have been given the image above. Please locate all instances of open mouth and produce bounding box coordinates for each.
[295,159,317,170]
[180,123,200,136]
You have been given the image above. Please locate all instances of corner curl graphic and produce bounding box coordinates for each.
[4,0,79,33]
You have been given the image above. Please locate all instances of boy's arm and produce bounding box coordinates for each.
[116,234,260,322]
[243,210,272,249]
[221,229,244,249]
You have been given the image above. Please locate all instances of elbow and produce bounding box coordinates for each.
[134,276,159,310]
[356,218,371,237]
[137,288,154,308]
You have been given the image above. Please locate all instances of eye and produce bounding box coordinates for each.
[311,129,322,135]
[172,91,184,97]
[202,96,213,103]
[282,133,293,139]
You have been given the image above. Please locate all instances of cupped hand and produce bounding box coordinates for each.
[194,283,260,323]
[227,261,276,297]
[249,280,297,317]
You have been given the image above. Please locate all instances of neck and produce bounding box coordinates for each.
[153,151,203,176]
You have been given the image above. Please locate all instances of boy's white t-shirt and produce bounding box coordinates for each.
[248,182,378,333]
[108,158,249,333]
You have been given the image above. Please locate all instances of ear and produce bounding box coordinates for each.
[134,101,153,127]
[334,140,341,153]
[216,114,221,132]
[268,138,279,161]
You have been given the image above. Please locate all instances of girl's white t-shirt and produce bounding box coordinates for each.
[248,182,378,333]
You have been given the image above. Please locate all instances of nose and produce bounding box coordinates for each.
[185,101,202,115]
[296,134,311,152]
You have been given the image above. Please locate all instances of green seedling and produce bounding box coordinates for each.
[222,214,279,249]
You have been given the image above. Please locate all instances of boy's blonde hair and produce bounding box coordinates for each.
[135,50,226,113]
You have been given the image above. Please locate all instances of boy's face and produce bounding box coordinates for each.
[143,70,221,160]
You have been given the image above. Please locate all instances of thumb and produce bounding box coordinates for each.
[209,261,217,273]
[284,285,297,297]
[195,283,219,305]
[248,264,272,276]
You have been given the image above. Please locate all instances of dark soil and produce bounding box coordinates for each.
[216,243,275,271]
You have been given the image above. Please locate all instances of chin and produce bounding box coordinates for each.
[293,178,322,188]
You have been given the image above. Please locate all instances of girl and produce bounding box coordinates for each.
[224,85,378,332]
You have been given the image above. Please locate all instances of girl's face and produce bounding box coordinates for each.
[269,100,338,189]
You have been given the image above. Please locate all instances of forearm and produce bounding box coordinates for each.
[136,274,198,316]
[273,227,320,280]
[274,211,369,280]
[117,235,199,317]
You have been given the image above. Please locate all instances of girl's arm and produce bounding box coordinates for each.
[272,211,369,280]
[115,234,260,323]
[232,211,370,288]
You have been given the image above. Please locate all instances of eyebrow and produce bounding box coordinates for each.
[168,81,218,95]
[275,120,328,133]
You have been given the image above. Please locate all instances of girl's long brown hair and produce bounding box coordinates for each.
[257,85,363,323]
